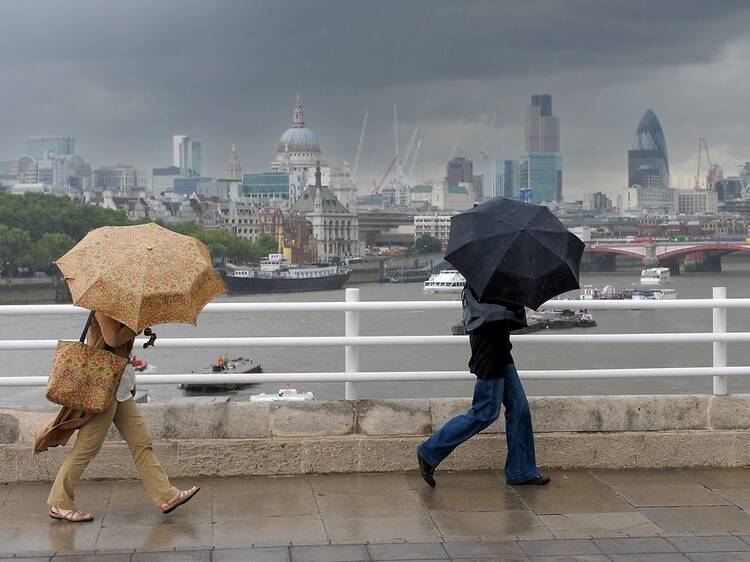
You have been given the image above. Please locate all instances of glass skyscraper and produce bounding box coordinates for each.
[520,95,562,203]
[25,136,75,160]
[628,109,669,189]
[492,159,518,198]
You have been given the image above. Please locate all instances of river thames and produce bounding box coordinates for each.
[2,259,750,406]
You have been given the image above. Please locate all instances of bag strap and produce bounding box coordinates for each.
[79,311,95,343]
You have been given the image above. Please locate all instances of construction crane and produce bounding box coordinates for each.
[400,128,419,181]
[352,111,368,181]
[695,137,720,190]
[448,138,462,161]
[479,111,496,161]
[408,138,422,183]
[372,155,399,195]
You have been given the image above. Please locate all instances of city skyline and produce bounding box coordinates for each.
[2,1,750,197]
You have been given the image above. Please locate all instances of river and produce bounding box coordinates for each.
[3,259,750,406]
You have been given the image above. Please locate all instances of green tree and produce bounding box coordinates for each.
[413,235,443,254]
[0,225,33,274]
[25,233,76,271]
[256,234,279,257]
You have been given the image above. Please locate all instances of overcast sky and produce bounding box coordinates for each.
[2,0,750,198]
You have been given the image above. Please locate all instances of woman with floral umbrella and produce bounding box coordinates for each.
[34,223,226,522]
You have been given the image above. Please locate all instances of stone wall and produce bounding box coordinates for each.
[2,394,749,482]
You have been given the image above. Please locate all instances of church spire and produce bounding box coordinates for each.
[293,92,305,128]
[225,144,242,180]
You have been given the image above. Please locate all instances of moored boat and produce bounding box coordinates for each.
[640,267,671,285]
[180,356,263,392]
[226,254,351,294]
[424,270,466,294]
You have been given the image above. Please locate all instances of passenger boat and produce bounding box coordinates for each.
[423,270,466,294]
[179,356,263,392]
[225,254,351,294]
[640,267,671,285]
[388,267,432,283]
[580,284,677,300]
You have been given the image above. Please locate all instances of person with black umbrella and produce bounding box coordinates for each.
[416,198,584,488]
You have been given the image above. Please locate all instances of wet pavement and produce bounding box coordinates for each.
[4,469,750,560]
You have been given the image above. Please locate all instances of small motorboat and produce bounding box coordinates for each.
[130,355,155,373]
[179,356,263,393]
[250,388,315,402]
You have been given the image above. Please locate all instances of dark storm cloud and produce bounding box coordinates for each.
[1,0,750,195]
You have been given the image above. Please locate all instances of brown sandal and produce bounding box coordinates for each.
[49,507,94,523]
[160,486,200,514]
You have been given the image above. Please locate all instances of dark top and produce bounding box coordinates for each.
[468,327,514,379]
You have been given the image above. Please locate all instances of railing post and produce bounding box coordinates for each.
[345,288,360,400]
[713,286,728,396]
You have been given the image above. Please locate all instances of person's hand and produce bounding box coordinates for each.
[143,327,157,349]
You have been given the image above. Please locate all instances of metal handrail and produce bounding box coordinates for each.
[0,287,742,397]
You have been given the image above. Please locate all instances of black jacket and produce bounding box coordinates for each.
[463,289,526,379]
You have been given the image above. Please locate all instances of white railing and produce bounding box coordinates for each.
[0,286,748,398]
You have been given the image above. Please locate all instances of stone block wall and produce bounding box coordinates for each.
[0,394,748,482]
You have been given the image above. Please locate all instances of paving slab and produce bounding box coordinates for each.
[541,512,663,539]
[367,542,448,560]
[212,547,291,562]
[684,553,750,561]
[593,537,677,553]
[442,541,526,558]
[686,469,750,489]
[290,544,369,562]
[668,535,750,552]
[613,485,731,507]
[518,539,602,556]
[514,471,634,515]
[323,515,442,543]
[214,516,327,548]
[641,507,750,534]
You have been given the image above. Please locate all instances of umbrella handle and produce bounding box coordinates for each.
[142,328,157,349]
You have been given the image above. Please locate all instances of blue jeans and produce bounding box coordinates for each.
[417,363,539,485]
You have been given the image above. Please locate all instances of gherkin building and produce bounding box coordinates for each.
[628,109,669,189]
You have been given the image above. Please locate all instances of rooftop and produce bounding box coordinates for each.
[4,468,750,558]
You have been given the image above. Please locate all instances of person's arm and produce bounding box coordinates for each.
[95,311,137,348]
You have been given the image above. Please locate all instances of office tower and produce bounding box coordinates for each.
[172,135,201,176]
[25,136,75,160]
[520,94,562,203]
[492,159,518,199]
[628,109,669,189]
[446,157,473,185]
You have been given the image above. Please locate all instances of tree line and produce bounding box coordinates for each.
[0,193,279,276]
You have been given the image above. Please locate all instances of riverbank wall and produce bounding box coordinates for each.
[3,394,750,482]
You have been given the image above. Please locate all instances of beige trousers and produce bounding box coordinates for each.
[48,398,178,510]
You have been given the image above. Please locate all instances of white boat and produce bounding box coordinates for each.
[650,288,677,300]
[250,388,315,402]
[640,267,671,285]
[423,270,466,294]
[631,288,678,300]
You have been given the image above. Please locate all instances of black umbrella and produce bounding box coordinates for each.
[445,198,585,309]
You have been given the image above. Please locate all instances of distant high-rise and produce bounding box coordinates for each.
[25,136,75,160]
[520,94,562,203]
[446,157,473,185]
[628,109,669,189]
[492,159,518,198]
[172,135,201,176]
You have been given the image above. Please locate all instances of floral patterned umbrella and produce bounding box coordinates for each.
[56,222,226,332]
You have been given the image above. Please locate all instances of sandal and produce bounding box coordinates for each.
[49,507,94,523]
[160,486,200,514]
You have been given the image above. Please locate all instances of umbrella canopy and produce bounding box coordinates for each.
[445,198,584,309]
[56,222,226,332]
